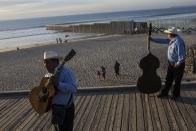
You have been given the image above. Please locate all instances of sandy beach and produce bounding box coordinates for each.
[0,33,196,91]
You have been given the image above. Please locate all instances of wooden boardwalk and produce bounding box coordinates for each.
[0,84,196,131]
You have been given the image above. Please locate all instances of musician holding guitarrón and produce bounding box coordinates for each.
[44,51,77,131]
[150,27,186,99]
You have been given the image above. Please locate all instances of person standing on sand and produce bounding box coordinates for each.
[101,66,106,79]
[56,38,59,44]
[97,70,101,80]
[150,27,186,99]
[59,38,62,44]
[114,60,120,77]
[43,51,77,131]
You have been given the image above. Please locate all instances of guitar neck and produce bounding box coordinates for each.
[53,59,66,76]
[54,49,76,76]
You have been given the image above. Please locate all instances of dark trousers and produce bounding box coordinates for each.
[161,62,185,96]
[115,69,120,77]
[52,104,75,131]
[102,73,106,79]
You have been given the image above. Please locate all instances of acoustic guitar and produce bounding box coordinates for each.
[137,23,162,94]
[29,49,76,114]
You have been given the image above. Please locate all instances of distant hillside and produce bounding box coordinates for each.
[170,5,196,9]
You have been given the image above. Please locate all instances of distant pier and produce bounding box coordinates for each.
[46,21,148,34]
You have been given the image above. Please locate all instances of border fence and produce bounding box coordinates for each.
[46,21,148,34]
[149,18,196,34]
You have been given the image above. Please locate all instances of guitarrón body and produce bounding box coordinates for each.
[137,23,162,94]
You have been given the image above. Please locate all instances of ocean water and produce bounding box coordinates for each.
[0,6,196,51]
[0,28,97,51]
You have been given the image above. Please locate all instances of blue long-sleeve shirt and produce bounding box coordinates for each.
[151,35,186,65]
[45,67,77,107]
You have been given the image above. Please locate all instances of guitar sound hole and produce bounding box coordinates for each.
[39,92,48,102]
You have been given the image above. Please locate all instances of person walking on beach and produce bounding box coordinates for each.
[114,60,120,77]
[101,66,106,79]
[150,27,186,99]
[43,51,77,131]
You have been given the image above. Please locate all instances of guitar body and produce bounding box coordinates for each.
[29,77,56,114]
[137,53,162,94]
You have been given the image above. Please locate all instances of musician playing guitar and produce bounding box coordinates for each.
[43,51,77,131]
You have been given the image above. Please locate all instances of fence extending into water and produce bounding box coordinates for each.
[46,19,196,34]
[46,21,147,34]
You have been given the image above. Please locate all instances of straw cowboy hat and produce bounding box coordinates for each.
[44,51,62,60]
[164,27,180,35]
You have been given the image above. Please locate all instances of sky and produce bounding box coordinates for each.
[0,0,195,20]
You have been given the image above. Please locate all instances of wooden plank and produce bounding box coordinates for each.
[149,95,162,131]
[113,93,124,131]
[173,95,196,131]
[1,109,33,130]
[74,95,96,131]
[180,90,196,128]
[161,97,179,131]
[73,95,92,131]
[0,99,10,109]
[81,95,102,131]
[39,113,52,130]
[168,97,189,131]
[142,94,154,131]
[17,109,38,130]
[0,98,25,128]
[21,113,40,130]
[76,95,97,131]
[74,96,82,108]
[128,92,136,131]
[104,94,118,131]
[154,95,171,131]
[22,108,48,130]
[47,124,55,131]
[95,94,112,131]
[4,106,32,130]
[136,92,145,131]
[121,93,130,131]
[0,99,20,120]
[3,99,29,129]
[75,96,86,115]
[0,99,12,117]
[28,112,49,130]
[185,90,196,112]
